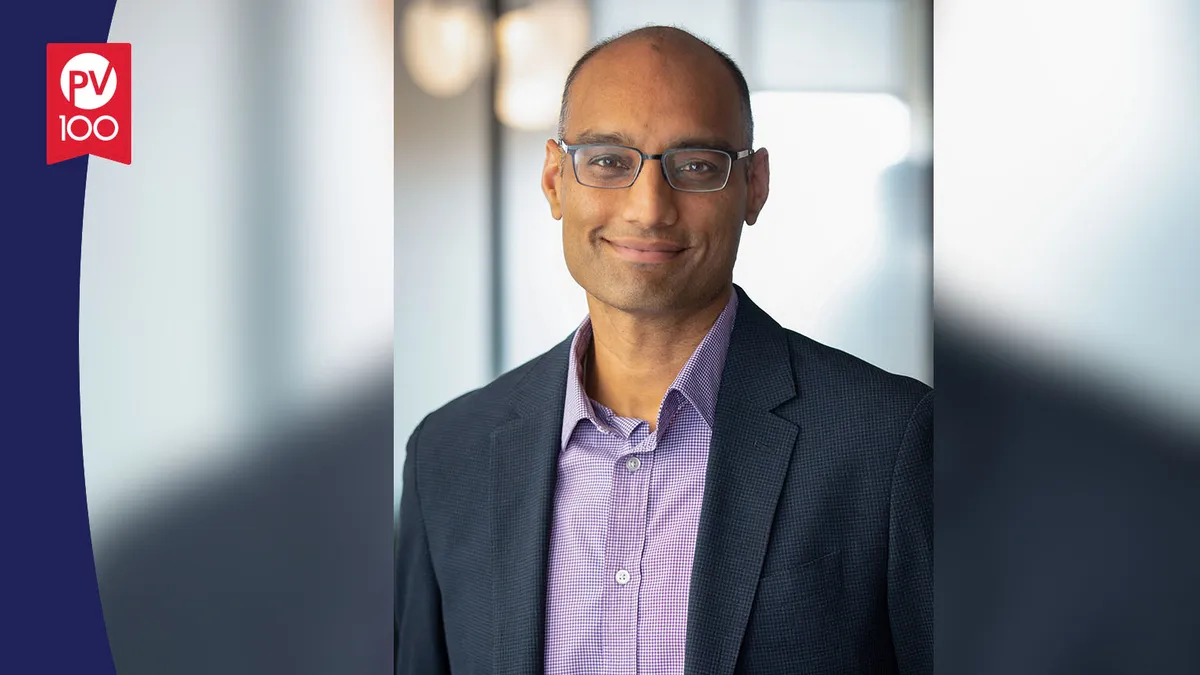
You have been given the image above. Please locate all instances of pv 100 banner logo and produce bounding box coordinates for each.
[47,43,131,165]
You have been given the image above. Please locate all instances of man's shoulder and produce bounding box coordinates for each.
[781,327,931,416]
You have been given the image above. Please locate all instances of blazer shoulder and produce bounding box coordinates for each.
[783,329,931,416]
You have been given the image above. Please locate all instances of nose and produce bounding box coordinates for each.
[621,158,679,228]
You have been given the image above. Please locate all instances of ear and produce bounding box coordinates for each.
[542,139,565,220]
[744,148,770,226]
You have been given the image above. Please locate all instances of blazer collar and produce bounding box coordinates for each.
[684,285,801,675]
[489,333,571,674]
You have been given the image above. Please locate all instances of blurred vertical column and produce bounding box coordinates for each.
[241,0,297,421]
[903,0,932,164]
[394,0,493,509]
[488,0,506,378]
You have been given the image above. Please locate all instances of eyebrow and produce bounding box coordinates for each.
[569,130,738,152]
[668,137,738,152]
[571,130,637,146]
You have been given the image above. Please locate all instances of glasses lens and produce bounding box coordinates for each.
[573,145,642,188]
[664,149,732,192]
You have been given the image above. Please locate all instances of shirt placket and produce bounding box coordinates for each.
[601,422,655,675]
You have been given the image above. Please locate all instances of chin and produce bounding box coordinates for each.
[590,277,694,314]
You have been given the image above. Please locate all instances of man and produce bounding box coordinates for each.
[397,26,932,675]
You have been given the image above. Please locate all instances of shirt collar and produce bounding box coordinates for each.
[560,290,739,450]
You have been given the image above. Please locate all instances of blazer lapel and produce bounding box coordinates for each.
[490,337,572,675]
[685,287,800,675]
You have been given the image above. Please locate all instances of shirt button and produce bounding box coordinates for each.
[625,456,641,472]
[615,569,631,585]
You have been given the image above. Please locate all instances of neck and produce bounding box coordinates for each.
[583,285,732,430]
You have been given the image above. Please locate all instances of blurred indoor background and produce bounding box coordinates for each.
[65,0,1199,671]
[79,0,394,672]
[69,0,1199,671]
[396,0,934,514]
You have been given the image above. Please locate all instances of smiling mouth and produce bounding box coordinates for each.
[603,238,687,263]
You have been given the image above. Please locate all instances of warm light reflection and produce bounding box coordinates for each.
[402,0,491,98]
[495,0,590,130]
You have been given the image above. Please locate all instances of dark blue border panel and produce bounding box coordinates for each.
[1,2,119,673]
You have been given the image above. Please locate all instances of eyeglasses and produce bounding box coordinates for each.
[557,139,753,193]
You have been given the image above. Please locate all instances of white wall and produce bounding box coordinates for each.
[755,0,907,93]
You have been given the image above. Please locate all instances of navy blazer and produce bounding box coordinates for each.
[397,286,933,674]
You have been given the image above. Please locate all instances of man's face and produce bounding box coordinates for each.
[542,39,769,316]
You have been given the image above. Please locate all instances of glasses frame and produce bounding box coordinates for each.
[556,139,753,193]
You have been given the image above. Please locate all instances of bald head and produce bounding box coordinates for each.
[540,26,771,322]
[557,26,754,148]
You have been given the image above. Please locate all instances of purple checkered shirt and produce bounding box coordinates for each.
[544,291,739,675]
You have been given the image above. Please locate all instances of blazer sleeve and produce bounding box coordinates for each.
[887,390,934,674]
[395,417,452,675]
